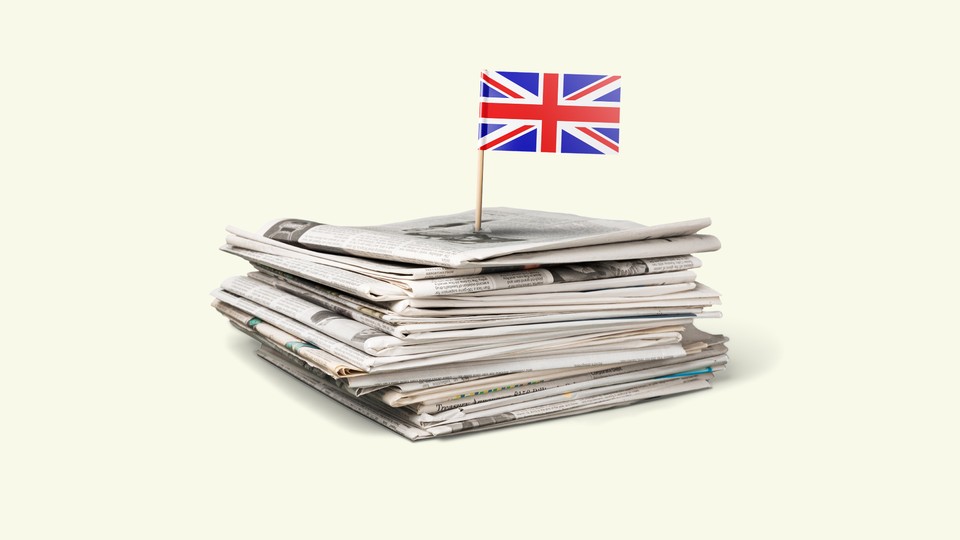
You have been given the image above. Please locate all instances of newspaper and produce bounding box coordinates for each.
[478,235,719,267]
[213,207,729,440]
[252,342,713,440]
[398,255,701,297]
[423,374,714,437]
[416,366,724,427]
[225,256,719,319]
[217,275,689,359]
[351,373,713,430]
[252,267,713,319]
[387,284,721,317]
[388,255,700,297]
[366,342,720,398]
[249,208,717,268]
[414,361,724,419]
[340,340,689,388]
[393,282,699,309]
[225,300,725,437]
[219,275,405,354]
[246,328,717,440]
[212,288,694,376]
[249,268,717,338]
[226,227,497,280]
[251,339,434,440]
[385,353,727,413]
[466,269,698,296]
[231,229,705,282]
[382,341,729,401]
[346,325,727,391]
[245,266,701,342]
[213,300,367,378]
[222,240,702,300]
[221,245,410,301]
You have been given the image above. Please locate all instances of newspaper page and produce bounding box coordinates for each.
[253,208,715,267]
[482,234,720,267]
[251,341,713,440]
[417,360,724,419]
[393,282,719,310]
[248,326,716,435]
[250,263,701,343]
[221,245,411,301]
[214,301,369,379]
[227,272,698,358]
[396,282,699,308]
[416,367,722,427]
[389,343,727,396]
[353,374,707,430]
[245,262,714,320]
[342,342,688,388]
[411,359,722,418]
[212,287,691,374]
[360,325,687,358]
[211,289,377,372]
[219,275,690,360]
[342,328,726,389]
[226,229,496,280]
[232,316,714,427]
[424,375,714,437]
[391,354,726,414]
[217,286,687,368]
[228,310,727,438]
[401,256,701,297]
[219,275,407,354]
[225,239,702,298]
[252,343,434,441]
[388,289,720,317]
[250,267,717,337]
[464,270,698,297]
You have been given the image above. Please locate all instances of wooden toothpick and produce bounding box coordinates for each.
[474,149,485,231]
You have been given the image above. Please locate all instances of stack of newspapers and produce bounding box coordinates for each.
[211,208,729,440]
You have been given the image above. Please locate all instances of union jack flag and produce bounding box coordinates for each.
[478,70,621,154]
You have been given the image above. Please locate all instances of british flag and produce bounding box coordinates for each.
[478,70,621,154]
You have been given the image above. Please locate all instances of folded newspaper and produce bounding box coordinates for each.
[211,208,729,440]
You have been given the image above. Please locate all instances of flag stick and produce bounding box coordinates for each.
[474,149,485,231]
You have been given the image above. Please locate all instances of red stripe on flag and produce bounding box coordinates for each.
[479,124,535,151]
[576,127,619,152]
[480,103,619,123]
[481,72,523,99]
[567,75,621,100]
[539,73,560,152]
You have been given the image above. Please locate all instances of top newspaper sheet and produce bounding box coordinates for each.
[253,207,717,268]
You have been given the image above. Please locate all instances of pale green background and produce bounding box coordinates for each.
[2,1,957,538]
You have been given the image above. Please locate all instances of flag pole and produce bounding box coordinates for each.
[474,149,485,231]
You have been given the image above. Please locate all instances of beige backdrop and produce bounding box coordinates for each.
[2,1,957,538]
